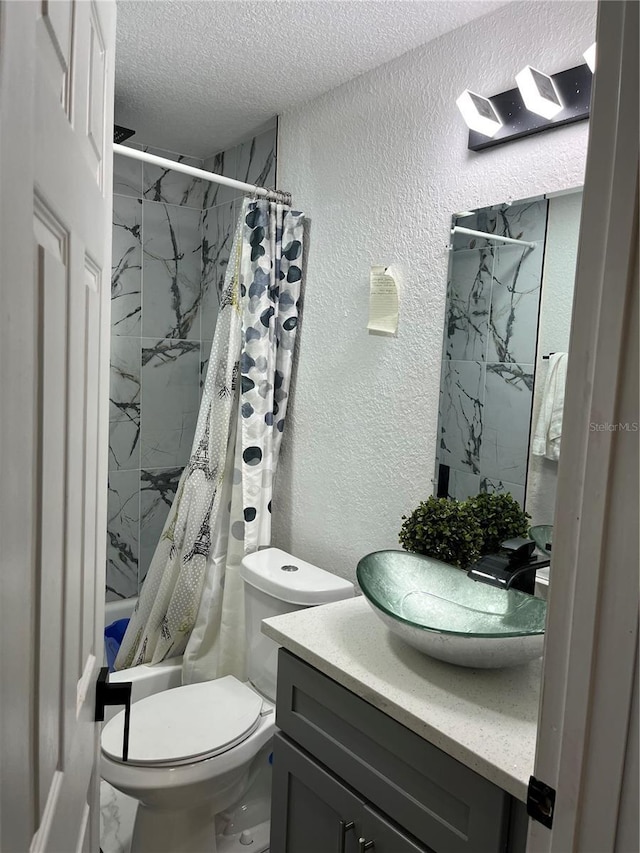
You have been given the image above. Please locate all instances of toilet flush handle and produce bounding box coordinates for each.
[95,667,133,762]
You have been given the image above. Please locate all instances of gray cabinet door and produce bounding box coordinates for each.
[272,733,433,853]
[271,733,362,853]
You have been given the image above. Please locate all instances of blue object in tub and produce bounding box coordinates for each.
[104,618,129,672]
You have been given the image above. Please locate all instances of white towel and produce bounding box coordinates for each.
[532,352,568,461]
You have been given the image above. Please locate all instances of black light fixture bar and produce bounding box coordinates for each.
[114,124,135,144]
[468,63,592,152]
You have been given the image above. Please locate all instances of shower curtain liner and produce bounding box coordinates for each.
[115,199,305,683]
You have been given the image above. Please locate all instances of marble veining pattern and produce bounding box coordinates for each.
[452,199,547,251]
[201,198,238,338]
[203,125,277,209]
[480,362,534,485]
[236,129,276,189]
[140,338,200,469]
[109,419,141,473]
[141,201,203,340]
[111,196,142,336]
[110,335,141,426]
[106,470,139,601]
[445,248,492,362]
[480,476,525,507]
[139,467,182,582]
[107,127,277,599]
[444,468,481,502]
[488,245,543,364]
[202,148,237,208]
[438,360,484,475]
[436,198,547,508]
[100,780,137,853]
[142,146,205,209]
[113,146,143,199]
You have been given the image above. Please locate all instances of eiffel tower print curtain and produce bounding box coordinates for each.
[115,199,305,680]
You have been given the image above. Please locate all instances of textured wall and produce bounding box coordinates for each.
[526,190,583,525]
[273,1,596,583]
[107,128,276,601]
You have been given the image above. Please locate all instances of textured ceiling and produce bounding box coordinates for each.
[115,0,506,158]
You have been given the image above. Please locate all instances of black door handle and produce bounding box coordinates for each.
[95,666,132,761]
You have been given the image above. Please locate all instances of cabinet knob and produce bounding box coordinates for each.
[358,839,375,852]
[339,820,354,853]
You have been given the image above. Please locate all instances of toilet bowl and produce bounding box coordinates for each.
[101,548,354,853]
[102,677,274,853]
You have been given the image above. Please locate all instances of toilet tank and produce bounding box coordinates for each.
[240,548,354,701]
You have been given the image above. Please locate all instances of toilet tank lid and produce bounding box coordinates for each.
[240,548,355,606]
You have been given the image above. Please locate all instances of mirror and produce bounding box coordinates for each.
[434,189,582,527]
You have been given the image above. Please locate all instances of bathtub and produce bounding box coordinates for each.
[103,597,183,723]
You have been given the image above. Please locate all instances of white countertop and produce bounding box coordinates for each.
[262,596,542,802]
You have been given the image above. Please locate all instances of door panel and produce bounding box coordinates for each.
[82,264,102,667]
[38,0,73,112]
[35,234,68,820]
[73,0,108,186]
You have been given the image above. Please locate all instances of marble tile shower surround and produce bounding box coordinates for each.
[107,129,276,601]
[436,199,548,508]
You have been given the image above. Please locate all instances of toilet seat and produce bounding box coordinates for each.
[101,676,264,767]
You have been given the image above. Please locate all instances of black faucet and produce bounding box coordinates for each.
[467,537,550,594]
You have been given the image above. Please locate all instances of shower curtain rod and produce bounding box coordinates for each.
[450,226,535,249]
[113,143,292,206]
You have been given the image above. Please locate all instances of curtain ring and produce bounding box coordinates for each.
[271,189,291,207]
[261,188,292,207]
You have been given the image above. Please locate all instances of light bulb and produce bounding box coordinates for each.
[515,66,564,120]
[456,90,503,138]
[584,43,596,72]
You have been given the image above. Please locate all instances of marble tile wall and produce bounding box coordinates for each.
[435,199,548,509]
[107,126,277,600]
[201,129,277,344]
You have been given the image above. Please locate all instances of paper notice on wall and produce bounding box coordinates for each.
[367,265,399,335]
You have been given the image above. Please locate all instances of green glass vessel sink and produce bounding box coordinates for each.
[530,524,553,554]
[357,550,547,668]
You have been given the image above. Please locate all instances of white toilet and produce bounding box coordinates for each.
[101,548,354,853]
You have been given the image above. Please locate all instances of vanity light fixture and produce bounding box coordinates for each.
[584,43,596,72]
[455,90,503,137]
[515,66,564,120]
[460,61,592,152]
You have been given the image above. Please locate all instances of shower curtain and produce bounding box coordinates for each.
[115,199,305,683]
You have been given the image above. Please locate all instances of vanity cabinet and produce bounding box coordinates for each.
[271,649,528,853]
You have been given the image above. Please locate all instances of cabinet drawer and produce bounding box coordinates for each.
[276,649,510,853]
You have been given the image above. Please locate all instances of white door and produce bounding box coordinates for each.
[0,2,115,851]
